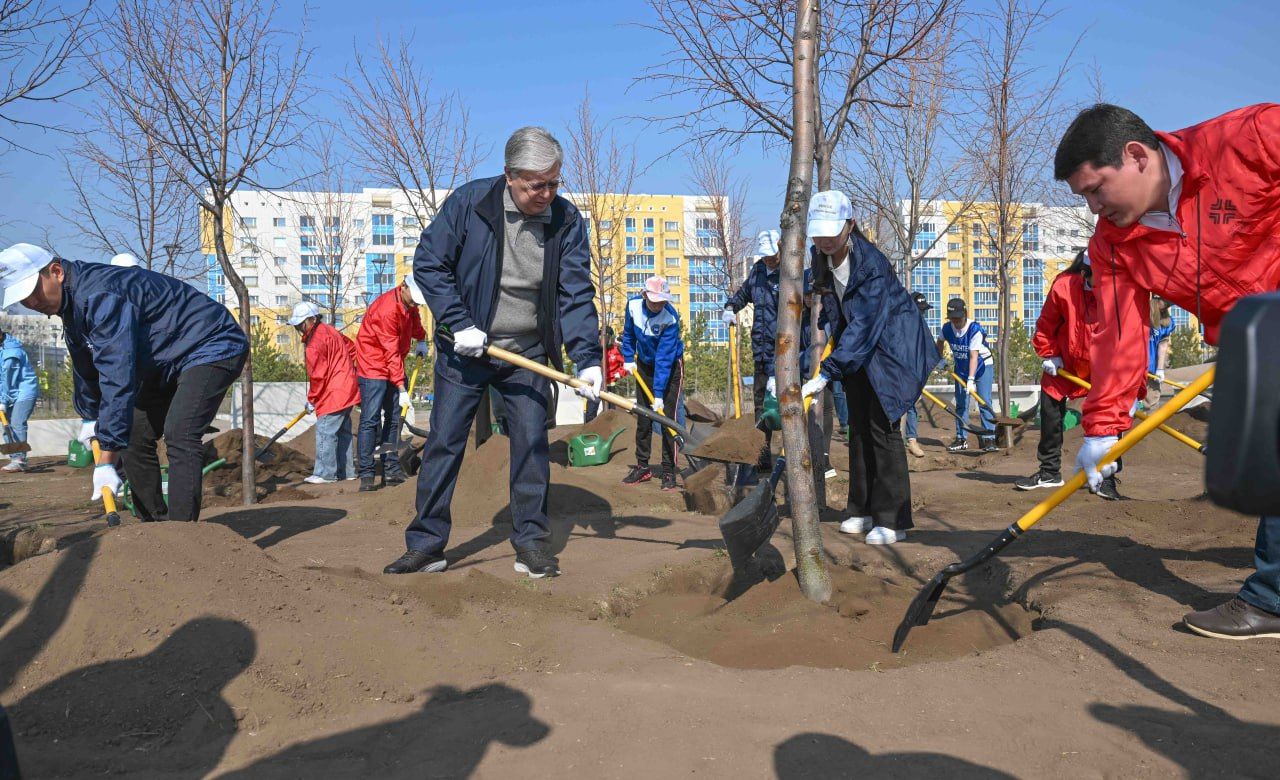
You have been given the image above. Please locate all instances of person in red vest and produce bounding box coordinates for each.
[1055,102,1280,640]
[583,326,626,422]
[290,301,360,484]
[354,278,427,492]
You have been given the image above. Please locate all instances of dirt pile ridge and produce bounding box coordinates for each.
[690,414,764,464]
[201,429,314,505]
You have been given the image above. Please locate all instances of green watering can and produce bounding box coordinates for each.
[568,428,626,467]
[759,393,782,431]
[67,439,93,468]
[122,458,227,517]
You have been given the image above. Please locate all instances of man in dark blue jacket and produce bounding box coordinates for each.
[1,243,248,522]
[799,192,940,546]
[723,229,780,466]
[385,126,603,579]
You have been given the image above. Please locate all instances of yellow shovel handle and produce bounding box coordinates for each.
[89,439,120,514]
[949,370,990,408]
[1057,369,1204,454]
[632,370,679,438]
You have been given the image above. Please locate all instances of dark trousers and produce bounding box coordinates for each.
[1037,392,1068,477]
[634,360,682,473]
[405,349,552,554]
[752,358,773,458]
[356,377,405,480]
[843,369,912,530]
[1241,516,1280,615]
[124,353,245,522]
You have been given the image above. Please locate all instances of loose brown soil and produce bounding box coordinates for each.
[201,429,317,506]
[690,412,765,464]
[1,389,1276,778]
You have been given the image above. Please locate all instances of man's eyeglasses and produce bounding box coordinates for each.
[522,178,562,195]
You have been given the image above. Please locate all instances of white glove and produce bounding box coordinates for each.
[575,365,603,401]
[453,327,488,357]
[78,420,97,448]
[398,390,412,410]
[1156,369,1166,382]
[720,308,737,325]
[305,402,315,414]
[91,463,121,501]
[623,361,636,375]
[1075,435,1119,493]
[801,374,828,399]
[1042,357,1063,376]
[765,377,776,396]
[966,378,976,396]
[653,398,665,414]
[1128,399,1139,417]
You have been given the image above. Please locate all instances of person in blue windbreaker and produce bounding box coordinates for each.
[723,229,781,465]
[1,243,248,522]
[938,298,998,453]
[800,191,940,546]
[620,276,685,492]
[0,327,39,472]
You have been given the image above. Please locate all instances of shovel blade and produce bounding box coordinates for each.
[717,456,786,570]
[0,442,30,455]
[891,570,952,653]
[399,444,423,476]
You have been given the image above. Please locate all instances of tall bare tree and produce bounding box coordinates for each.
[341,36,484,230]
[966,0,1075,417]
[563,91,638,347]
[0,0,88,152]
[92,0,311,504]
[61,99,199,277]
[685,141,751,297]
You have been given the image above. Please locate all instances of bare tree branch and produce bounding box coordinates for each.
[0,0,90,152]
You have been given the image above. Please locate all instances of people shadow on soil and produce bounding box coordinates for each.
[1047,619,1280,776]
[220,682,549,778]
[208,506,347,549]
[774,732,1016,779]
[9,617,254,777]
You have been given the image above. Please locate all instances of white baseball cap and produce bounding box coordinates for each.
[287,301,321,326]
[756,229,781,257]
[643,275,673,303]
[0,243,54,310]
[403,275,426,305]
[806,191,854,238]
[110,253,141,268]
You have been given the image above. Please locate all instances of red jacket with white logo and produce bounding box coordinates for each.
[604,345,626,385]
[304,321,359,417]
[1033,270,1094,402]
[1084,103,1280,436]
[355,288,426,387]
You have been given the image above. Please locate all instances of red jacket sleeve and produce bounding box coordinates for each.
[409,309,426,341]
[1082,235,1150,437]
[304,337,322,409]
[1032,279,1064,359]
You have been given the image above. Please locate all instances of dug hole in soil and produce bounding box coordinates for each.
[200,429,315,506]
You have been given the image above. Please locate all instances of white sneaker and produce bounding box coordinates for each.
[303,475,336,485]
[865,527,905,545]
[824,467,838,480]
[1,460,25,472]
[840,516,872,534]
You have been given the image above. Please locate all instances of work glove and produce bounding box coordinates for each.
[765,377,776,396]
[1155,369,1166,383]
[414,340,429,358]
[652,398,665,414]
[77,420,97,449]
[575,365,603,401]
[1075,435,1120,493]
[623,361,636,375]
[801,374,828,400]
[1128,399,1139,418]
[1042,357,1063,376]
[91,463,121,501]
[721,308,737,325]
[398,389,412,411]
[966,378,976,396]
[452,327,488,358]
[305,402,315,414]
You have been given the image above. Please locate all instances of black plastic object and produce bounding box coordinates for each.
[1206,292,1280,515]
[718,456,787,571]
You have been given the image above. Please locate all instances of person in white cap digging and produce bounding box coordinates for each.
[800,192,940,545]
[289,301,359,484]
[620,275,686,491]
[724,228,782,470]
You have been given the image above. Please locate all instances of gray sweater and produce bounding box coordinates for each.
[490,186,549,358]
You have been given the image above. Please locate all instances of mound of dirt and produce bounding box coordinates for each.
[683,396,723,424]
[284,425,317,459]
[615,558,1034,671]
[690,414,764,464]
[201,429,314,505]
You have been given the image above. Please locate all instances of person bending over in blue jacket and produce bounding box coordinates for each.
[1,243,248,521]
[800,192,940,545]
[723,229,781,468]
[621,276,685,491]
[0,327,39,472]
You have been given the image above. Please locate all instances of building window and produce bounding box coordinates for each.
[276,333,290,345]
[401,236,417,247]
[671,293,681,304]
[275,314,287,324]
[666,275,680,286]
[249,295,259,305]
[401,216,420,229]
[371,213,394,246]
[949,276,961,286]
[666,256,680,266]
[599,219,613,230]
[949,259,962,268]
[643,237,655,252]
[625,217,636,232]
[241,217,257,228]
[665,239,680,250]
[274,295,287,305]
[273,256,286,265]
[643,218,655,233]
[664,220,679,232]
[250,314,260,326]
[625,236,636,251]
[299,215,315,231]
[947,242,960,252]
[274,236,287,247]
[274,276,287,286]
[972,239,982,252]
[272,217,286,227]
[948,224,961,235]
[970,221,981,233]
[240,255,258,267]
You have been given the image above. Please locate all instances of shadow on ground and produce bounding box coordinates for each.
[209,507,347,549]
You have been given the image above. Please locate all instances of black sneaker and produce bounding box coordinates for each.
[383,474,406,487]
[622,465,652,484]
[1095,475,1122,501]
[946,437,970,452]
[383,549,448,574]
[514,548,560,579]
[1015,471,1064,491]
[660,471,679,491]
[359,477,380,492]
[979,437,999,453]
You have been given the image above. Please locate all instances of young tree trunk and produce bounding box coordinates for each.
[212,208,256,506]
[777,0,830,604]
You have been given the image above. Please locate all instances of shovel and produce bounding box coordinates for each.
[948,370,1023,428]
[89,439,121,528]
[0,409,30,456]
[920,389,997,437]
[632,369,710,475]
[1057,369,1205,454]
[375,367,421,457]
[1149,371,1214,402]
[255,408,308,462]
[892,367,1215,653]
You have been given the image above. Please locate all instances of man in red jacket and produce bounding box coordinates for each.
[290,302,360,483]
[354,277,427,492]
[1056,102,1280,640]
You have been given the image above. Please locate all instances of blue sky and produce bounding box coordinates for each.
[2,0,1278,257]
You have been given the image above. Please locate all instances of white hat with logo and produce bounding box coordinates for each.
[287,301,321,326]
[806,191,854,238]
[404,275,427,305]
[110,253,141,268]
[0,243,54,310]
[755,229,781,257]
